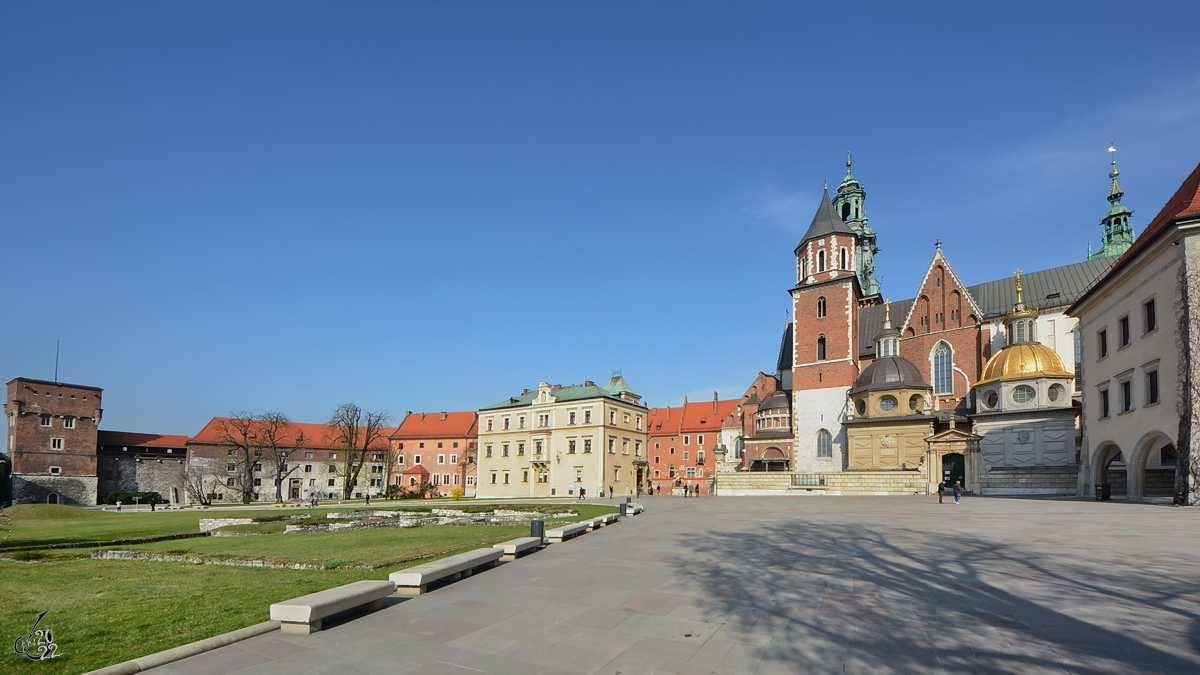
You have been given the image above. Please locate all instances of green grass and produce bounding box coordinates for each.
[0,502,617,674]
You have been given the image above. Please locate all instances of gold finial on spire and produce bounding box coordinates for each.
[1108,143,1120,180]
[935,239,942,249]
[1014,268,1024,307]
[884,299,891,324]
[846,149,852,168]
[823,180,828,191]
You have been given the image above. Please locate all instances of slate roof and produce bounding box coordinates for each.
[850,356,930,394]
[858,299,914,357]
[797,191,856,248]
[966,257,1118,318]
[776,322,793,374]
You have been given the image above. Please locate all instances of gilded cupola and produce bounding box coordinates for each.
[977,270,1072,388]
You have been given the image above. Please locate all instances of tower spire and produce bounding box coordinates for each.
[830,153,881,297]
[1089,144,1135,260]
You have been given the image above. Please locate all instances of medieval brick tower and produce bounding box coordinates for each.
[4,378,103,506]
[790,159,881,472]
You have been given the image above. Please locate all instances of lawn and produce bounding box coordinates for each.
[0,503,618,674]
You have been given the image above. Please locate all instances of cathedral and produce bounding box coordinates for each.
[717,156,1129,496]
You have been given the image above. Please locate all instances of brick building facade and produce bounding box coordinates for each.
[389,411,478,496]
[647,394,738,495]
[4,378,104,506]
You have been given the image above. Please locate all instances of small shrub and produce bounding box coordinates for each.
[322,558,347,570]
[450,488,465,500]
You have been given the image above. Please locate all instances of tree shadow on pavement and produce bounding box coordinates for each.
[674,520,1200,674]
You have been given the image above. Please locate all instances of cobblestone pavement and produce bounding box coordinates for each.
[143,495,1200,674]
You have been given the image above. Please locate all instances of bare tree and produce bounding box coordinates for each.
[216,412,263,503]
[329,403,392,500]
[183,463,218,506]
[257,412,307,503]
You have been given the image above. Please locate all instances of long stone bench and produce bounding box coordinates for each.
[603,513,619,524]
[389,548,503,596]
[628,503,644,514]
[270,580,396,634]
[545,521,588,543]
[586,517,606,531]
[492,536,542,561]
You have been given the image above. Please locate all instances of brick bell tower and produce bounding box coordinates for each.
[789,182,867,473]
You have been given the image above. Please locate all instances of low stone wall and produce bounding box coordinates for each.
[825,471,927,495]
[980,466,1079,495]
[285,517,439,533]
[90,548,353,570]
[199,518,255,532]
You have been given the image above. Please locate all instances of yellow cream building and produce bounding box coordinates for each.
[475,377,649,498]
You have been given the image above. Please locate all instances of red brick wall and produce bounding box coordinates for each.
[5,379,101,476]
[793,279,860,389]
[899,257,985,408]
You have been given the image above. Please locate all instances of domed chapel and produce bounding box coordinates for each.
[717,155,1130,496]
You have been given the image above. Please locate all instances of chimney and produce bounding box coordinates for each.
[523,389,530,395]
[405,411,412,417]
[585,380,594,387]
[552,384,562,391]
[440,412,447,421]
[713,391,718,414]
[420,413,425,421]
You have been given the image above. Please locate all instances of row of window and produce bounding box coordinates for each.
[800,246,851,279]
[1096,298,1156,359]
[654,467,699,478]
[396,441,461,450]
[484,409,645,431]
[652,451,705,464]
[38,415,77,429]
[1097,366,1159,419]
[396,454,457,465]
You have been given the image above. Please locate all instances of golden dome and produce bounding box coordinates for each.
[978,343,1071,385]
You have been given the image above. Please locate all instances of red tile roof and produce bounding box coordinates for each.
[680,399,740,434]
[1073,161,1200,312]
[189,417,395,450]
[98,431,191,449]
[647,399,740,436]
[401,464,430,475]
[389,411,477,440]
[647,405,683,436]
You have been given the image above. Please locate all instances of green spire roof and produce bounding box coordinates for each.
[603,375,638,397]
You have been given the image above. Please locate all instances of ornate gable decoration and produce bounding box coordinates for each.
[899,245,984,334]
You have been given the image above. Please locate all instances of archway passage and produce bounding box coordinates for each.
[942,453,965,486]
[1099,445,1128,497]
[1139,440,1177,499]
[47,493,59,504]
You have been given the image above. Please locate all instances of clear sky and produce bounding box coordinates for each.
[3,1,1199,435]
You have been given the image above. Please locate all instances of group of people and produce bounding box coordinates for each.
[937,479,964,504]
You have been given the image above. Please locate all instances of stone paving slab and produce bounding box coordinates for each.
[143,496,1200,674]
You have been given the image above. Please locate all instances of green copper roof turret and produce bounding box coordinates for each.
[1088,145,1135,260]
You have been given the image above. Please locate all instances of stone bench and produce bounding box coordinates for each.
[628,503,644,514]
[389,548,503,596]
[492,536,542,561]
[545,521,589,543]
[270,580,396,634]
[586,517,606,531]
[603,513,619,524]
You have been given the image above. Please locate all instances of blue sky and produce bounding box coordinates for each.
[3,1,1199,434]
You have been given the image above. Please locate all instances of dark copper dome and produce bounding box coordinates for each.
[850,356,930,394]
[758,391,790,411]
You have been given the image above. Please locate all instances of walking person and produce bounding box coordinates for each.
[938,479,946,504]
[608,485,614,499]
[953,480,963,505]
[365,493,371,506]
[116,500,122,512]
[579,486,586,502]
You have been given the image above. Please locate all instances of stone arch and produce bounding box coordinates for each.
[1094,442,1127,498]
[1128,431,1176,500]
[47,493,59,505]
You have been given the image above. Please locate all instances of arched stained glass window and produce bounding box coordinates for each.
[933,342,953,395]
[817,429,832,458]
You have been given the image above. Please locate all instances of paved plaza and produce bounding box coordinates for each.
[144,496,1200,674]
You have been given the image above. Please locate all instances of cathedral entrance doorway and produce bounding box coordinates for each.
[942,453,965,487]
